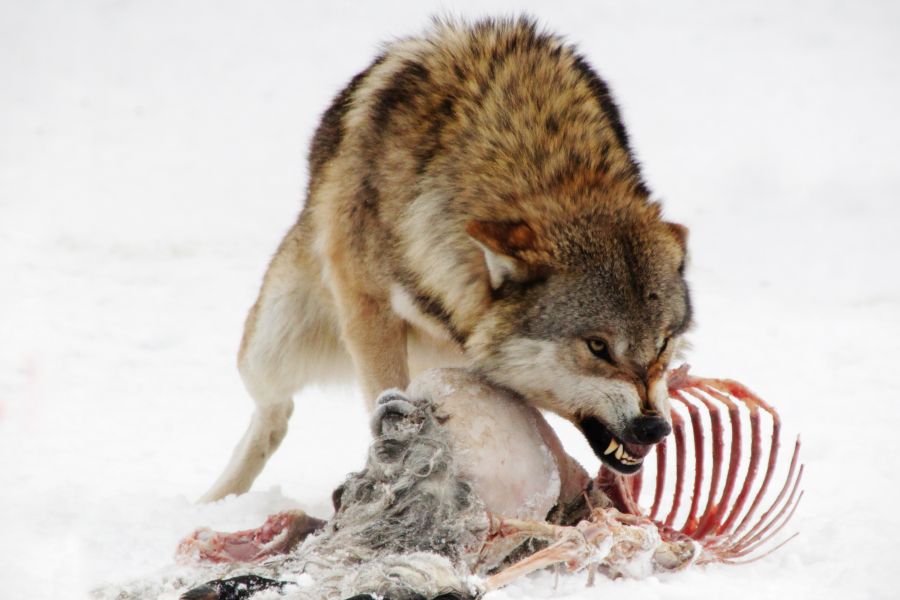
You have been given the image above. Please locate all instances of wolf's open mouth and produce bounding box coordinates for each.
[577,416,654,475]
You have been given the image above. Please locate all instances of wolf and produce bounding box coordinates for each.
[201,17,692,502]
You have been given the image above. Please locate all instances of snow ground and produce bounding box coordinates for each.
[1,1,899,598]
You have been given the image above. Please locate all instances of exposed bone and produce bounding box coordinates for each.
[604,368,804,564]
[664,410,687,528]
[484,509,699,590]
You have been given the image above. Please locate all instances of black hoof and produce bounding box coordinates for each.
[371,390,416,436]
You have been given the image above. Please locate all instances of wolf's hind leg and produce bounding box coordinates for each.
[200,220,351,502]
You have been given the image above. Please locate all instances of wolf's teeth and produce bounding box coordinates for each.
[615,445,624,460]
[604,439,619,456]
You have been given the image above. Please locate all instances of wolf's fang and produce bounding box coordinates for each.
[604,439,619,456]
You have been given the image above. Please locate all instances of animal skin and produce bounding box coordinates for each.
[202,17,692,502]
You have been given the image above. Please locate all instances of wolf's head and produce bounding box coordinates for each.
[465,210,691,475]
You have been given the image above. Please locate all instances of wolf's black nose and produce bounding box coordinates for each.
[627,415,672,445]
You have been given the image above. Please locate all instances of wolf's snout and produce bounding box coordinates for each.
[625,415,672,445]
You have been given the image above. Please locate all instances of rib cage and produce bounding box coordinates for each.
[598,365,804,564]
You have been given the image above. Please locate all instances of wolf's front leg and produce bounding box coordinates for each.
[333,286,410,408]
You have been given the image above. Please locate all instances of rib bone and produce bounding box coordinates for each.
[597,366,803,563]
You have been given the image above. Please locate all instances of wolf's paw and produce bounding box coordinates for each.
[371,389,417,436]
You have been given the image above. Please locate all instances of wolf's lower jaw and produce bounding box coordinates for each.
[578,416,652,475]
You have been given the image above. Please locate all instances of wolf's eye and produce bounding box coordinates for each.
[586,338,613,363]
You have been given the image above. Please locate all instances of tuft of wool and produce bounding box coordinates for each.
[288,390,489,599]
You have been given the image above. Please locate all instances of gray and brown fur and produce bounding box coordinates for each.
[203,17,692,501]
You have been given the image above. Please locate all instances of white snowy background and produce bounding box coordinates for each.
[1,1,898,598]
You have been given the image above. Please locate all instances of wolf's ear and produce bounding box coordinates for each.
[665,222,689,253]
[466,220,537,289]
[665,222,689,275]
